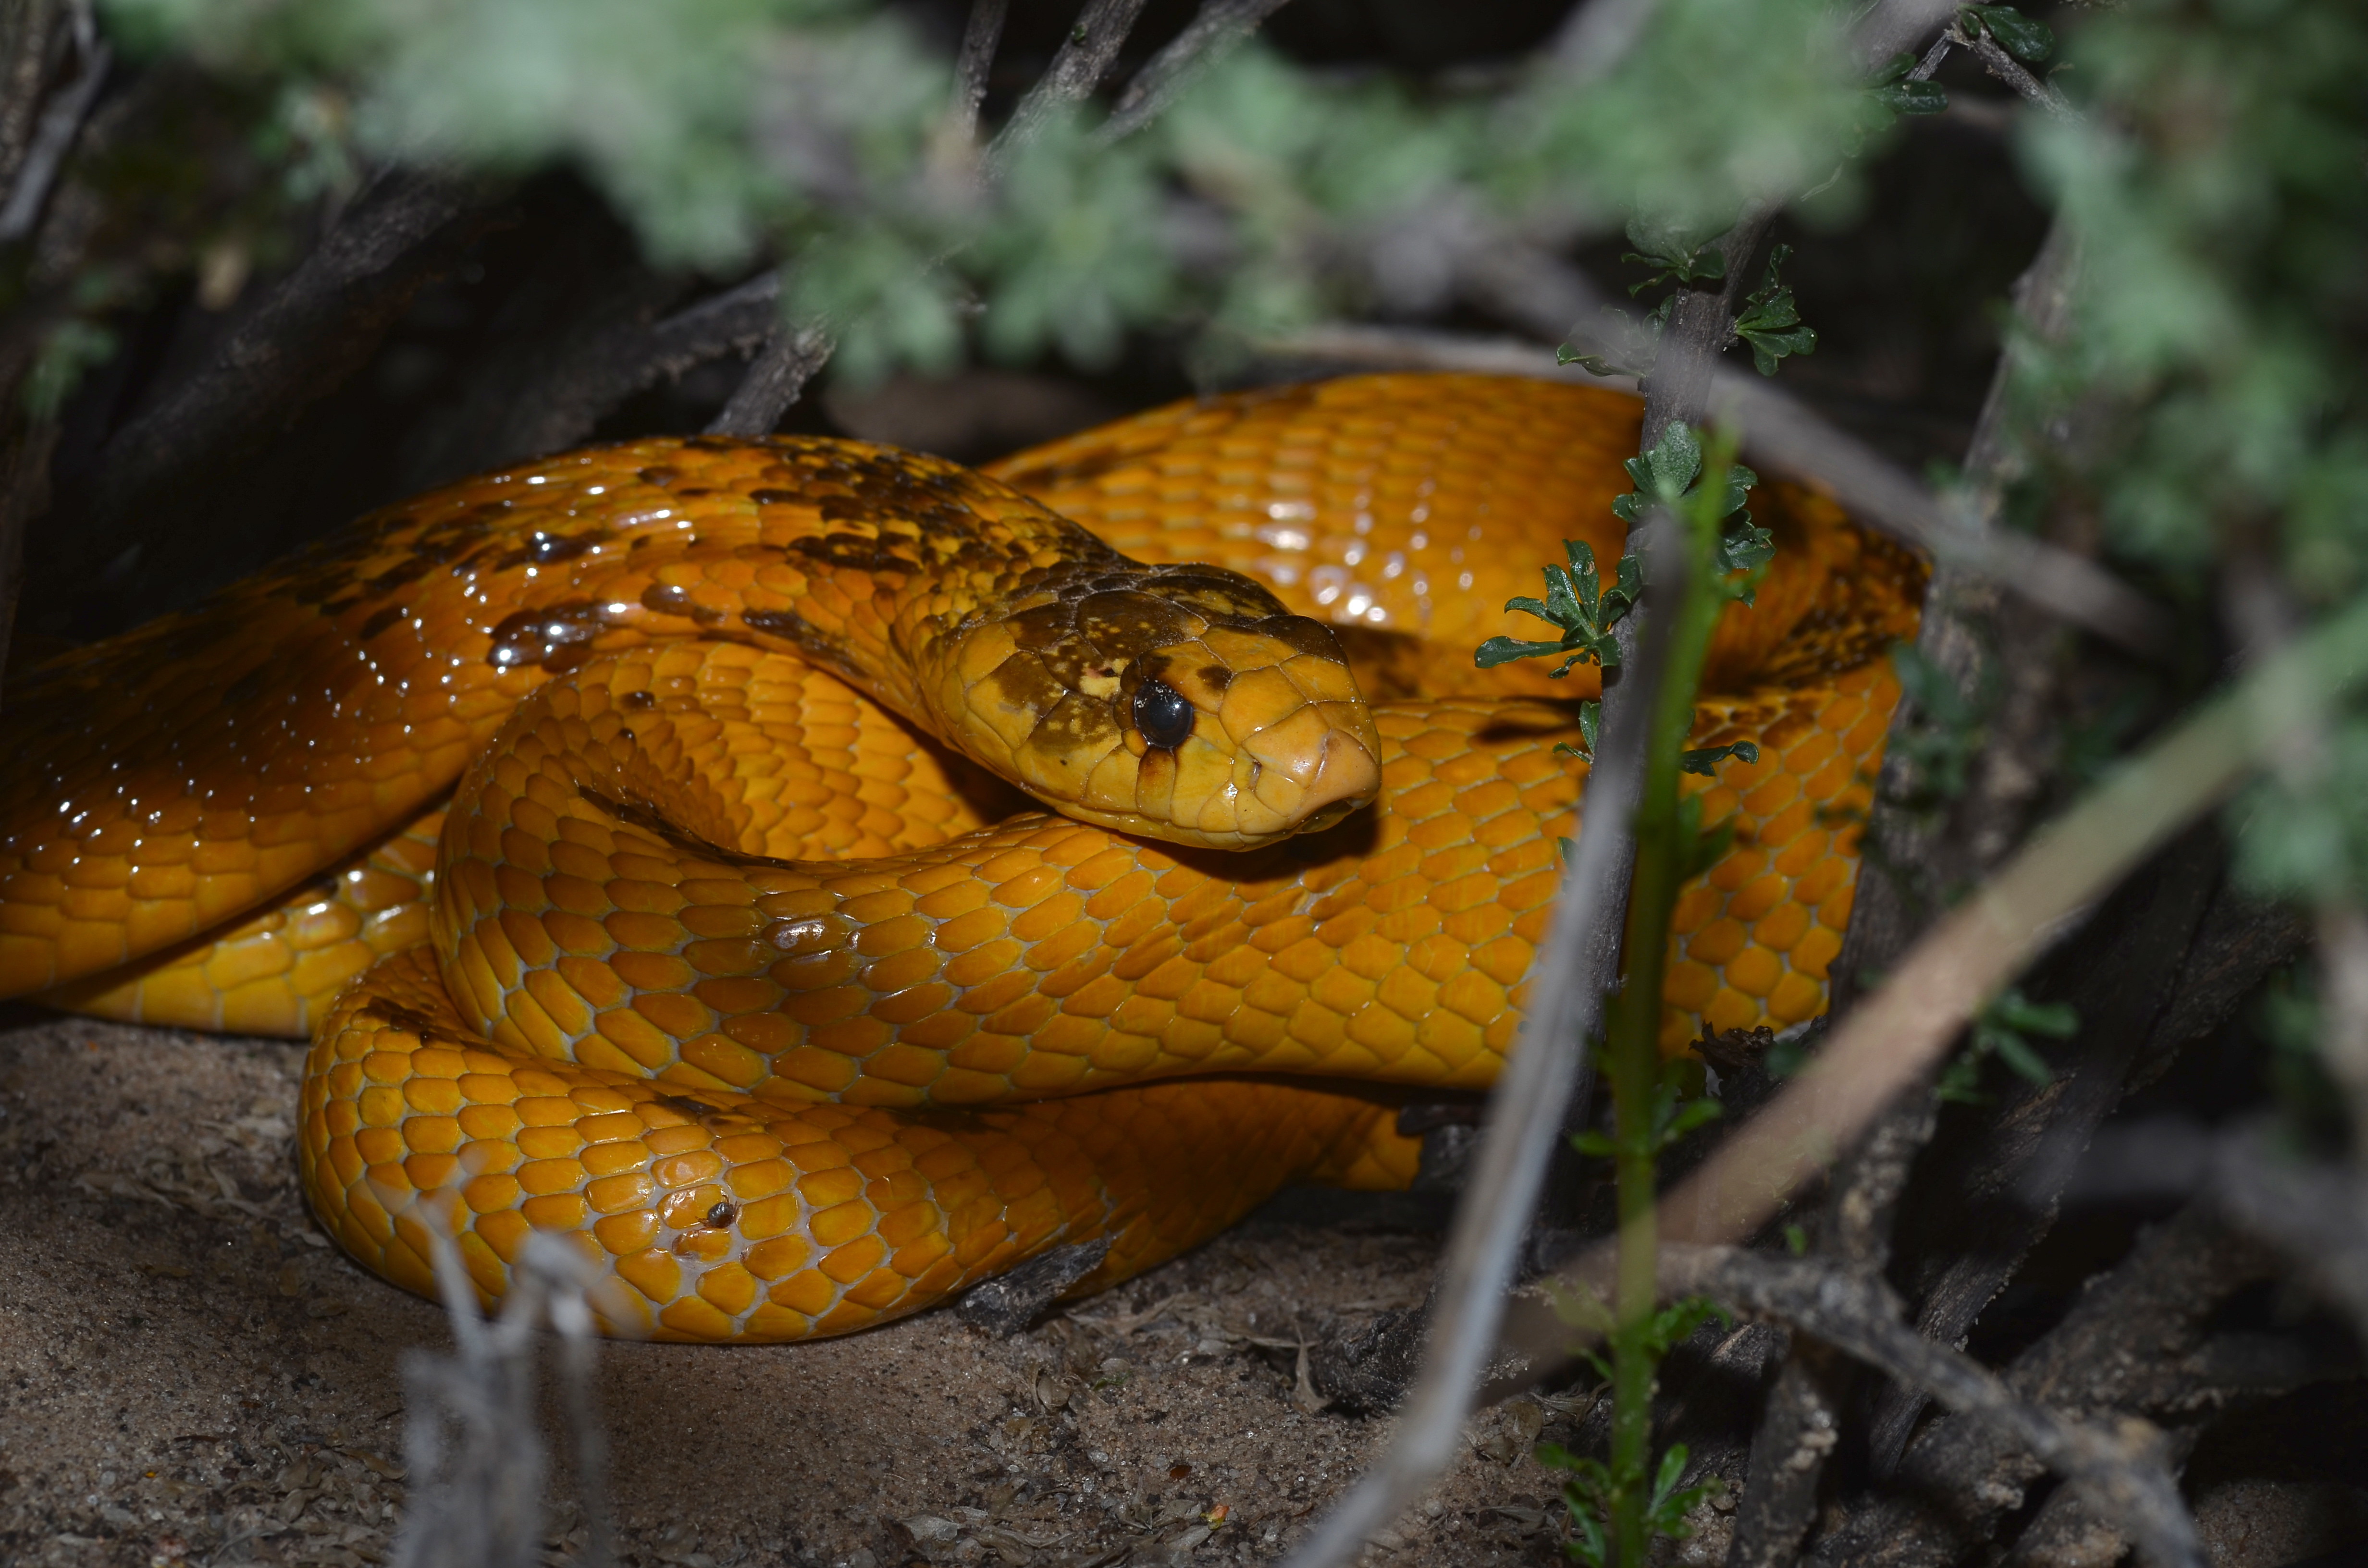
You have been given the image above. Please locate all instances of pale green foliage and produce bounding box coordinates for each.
[2017,0,2368,907]
[2019,0,2367,575]
[97,0,1876,387]
[1492,0,1865,233]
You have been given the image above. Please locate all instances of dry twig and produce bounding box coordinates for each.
[704,321,836,438]
[51,167,507,592]
[987,0,1152,173]
[1279,522,1684,1568]
[1098,0,1295,144]
[1645,1246,2204,1568]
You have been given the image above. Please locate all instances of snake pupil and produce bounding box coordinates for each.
[1132,678,1195,749]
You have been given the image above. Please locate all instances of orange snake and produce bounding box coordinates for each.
[0,374,1921,1341]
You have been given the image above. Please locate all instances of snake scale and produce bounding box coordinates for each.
[0,374,1921,1341]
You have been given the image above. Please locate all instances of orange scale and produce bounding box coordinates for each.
[1792,924,1844,980]
[1707,849,1768,893]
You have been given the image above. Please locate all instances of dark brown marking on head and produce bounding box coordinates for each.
[622,689,656,710]
[1028,690,1125,761]
[704,1200,739,1229]
[637,466,680,488]
[673,488,712,499]
[681,436,738,453]
[1254,613,1352,663]
[747,489,800,506]
[661,1094,720,1119]
[1196,664,1233,692]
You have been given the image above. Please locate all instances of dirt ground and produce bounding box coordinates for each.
[5,1015,2362,1568]
[0,1014,1624,1568]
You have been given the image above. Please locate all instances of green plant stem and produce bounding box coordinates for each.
[1596,475,1728,1568]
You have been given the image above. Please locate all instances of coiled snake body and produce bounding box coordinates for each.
[0,375,1920,1341]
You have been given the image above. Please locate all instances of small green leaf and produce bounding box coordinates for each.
[1651,1445,1689,1507]
[1783,1223,1809,1255]
[1991,1030,2056,1088]
[1872,77,1948,115]
[1568,1129,1615,1158]
[1962,4,2053,61]
[1679,740,1760,777]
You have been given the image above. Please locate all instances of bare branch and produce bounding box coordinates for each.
[941,0,1010,149]
[1852,0,1959,70]
[1725,1338,1851,1568]
[1959,25,2075,120]
[1278,521,1684,1568]
[1653,1247,2204,1568]
[50,167,508,592]
[987,0,1152,173]
[1098,0,1295,144]
[1811,1204,2311,1568]
[704,319,834,437]
[0,19,106,244]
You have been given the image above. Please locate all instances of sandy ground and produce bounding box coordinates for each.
[8,1015,2365,1568]
[0,1015,1615,1568]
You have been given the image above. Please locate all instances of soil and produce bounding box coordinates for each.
[0,1015,1604,1568]
[4,1015,2360,1568]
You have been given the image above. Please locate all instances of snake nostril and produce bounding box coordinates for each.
[1131,677,1194,749]
[705,1200,739,1229]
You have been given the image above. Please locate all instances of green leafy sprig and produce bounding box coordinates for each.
[1476,539,1641,678]
[1959,4,2053,62]
[1731,243,1817,377]
[1936,988,2076,1103]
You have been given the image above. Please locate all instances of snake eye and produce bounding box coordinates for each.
[1132,677,1195,750]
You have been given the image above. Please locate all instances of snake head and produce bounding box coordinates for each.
[945,563,1382,850]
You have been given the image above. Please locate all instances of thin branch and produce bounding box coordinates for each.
[1278,521,1684,1568]
[1648,1247,2203,1568]
[1812,1204,2293,1568]
[1721,1091,1933,1568]
[50,167,507,592]
[1724,1336,1851,1568]
[0,24,106,244]
[1851,0,1959,70]
[987,0,1153,174]
[1097,0,1294,144]
[1958,25,2075,120]
[941,0,1010,149]
[1493,589,2368,1375]
[704,320,834,437]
